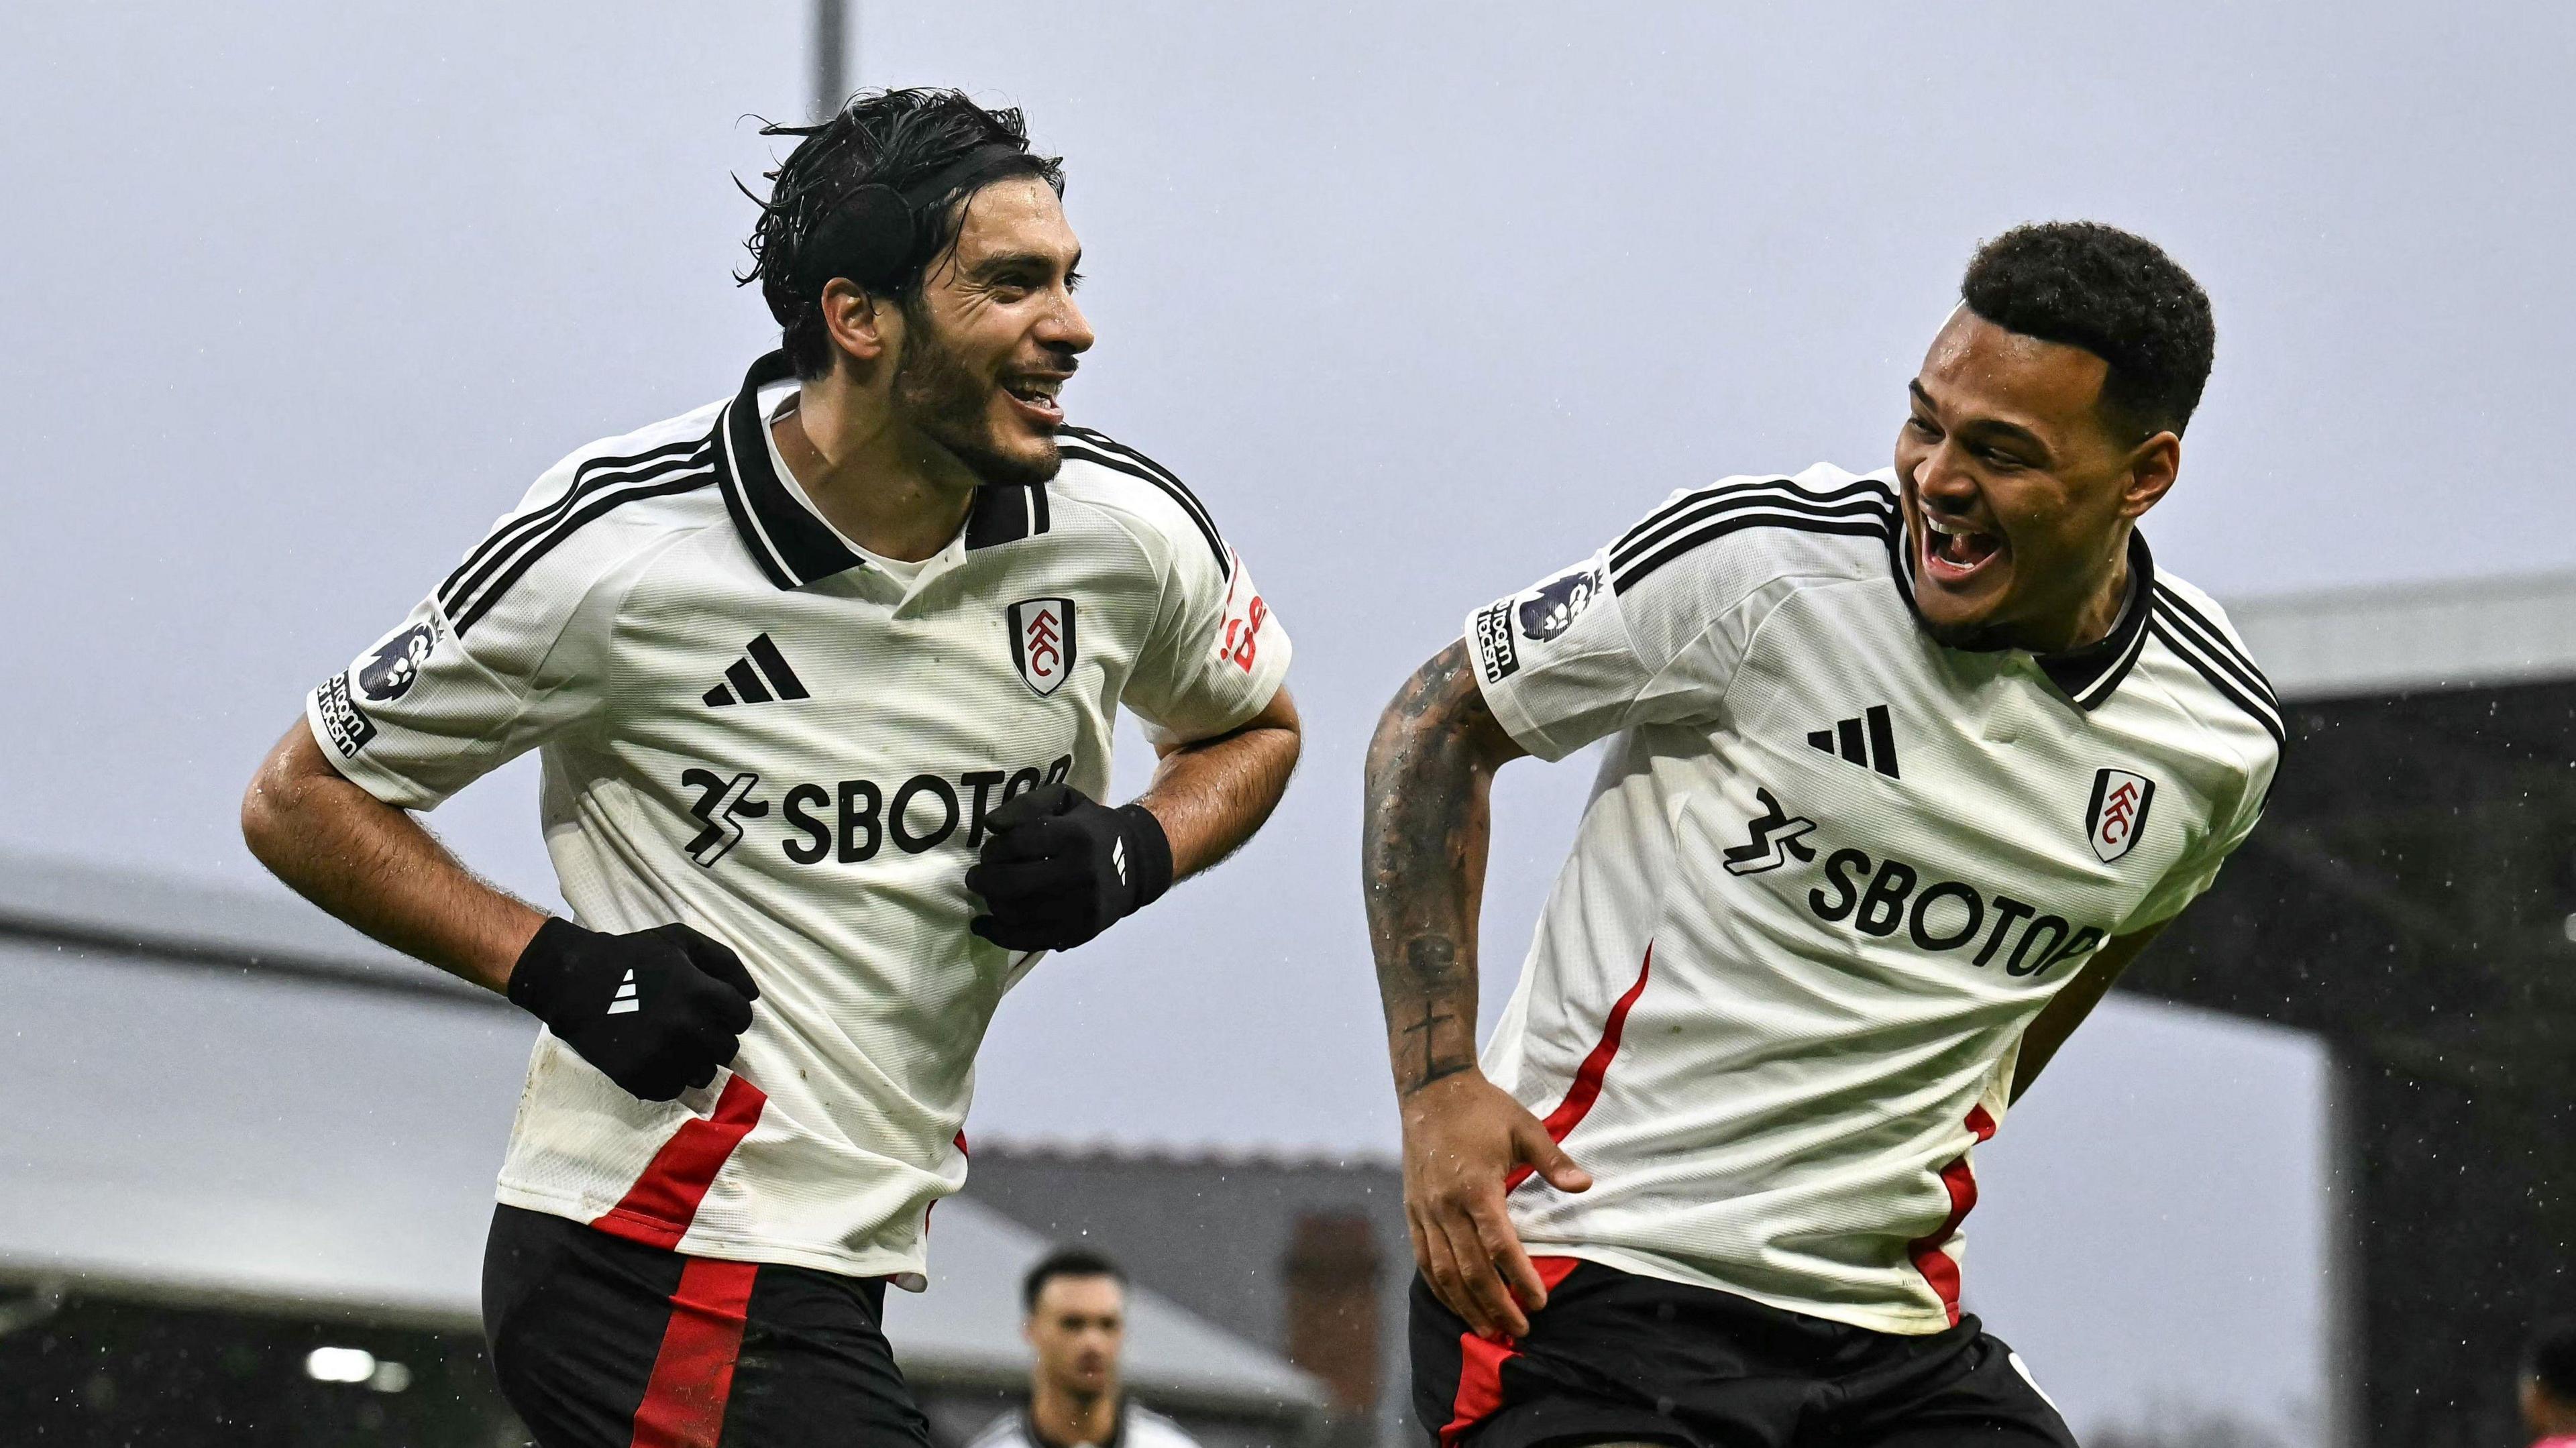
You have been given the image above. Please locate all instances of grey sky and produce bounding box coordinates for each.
[7,1,2561,1437]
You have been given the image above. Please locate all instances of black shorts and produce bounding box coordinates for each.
[1410,1258,2077,1448]
[482,1204,933,1448]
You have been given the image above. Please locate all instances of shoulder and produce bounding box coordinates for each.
[1124,1402,1203,1448]
[2134,569,2285,777]
[1051,424,1235,581]
[435,399,731,642]
[1607,463,1900,598]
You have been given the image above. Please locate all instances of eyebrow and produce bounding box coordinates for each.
[1910,380,2049,453]
[966,248,1076,280]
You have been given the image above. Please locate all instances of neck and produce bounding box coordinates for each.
[772,371,980,563]
[1030,1378,1119,1447]
[1998,533,2130,657]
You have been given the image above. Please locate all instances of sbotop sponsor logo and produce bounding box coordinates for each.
[1727,784,2108,980]
[676,755,1078,869]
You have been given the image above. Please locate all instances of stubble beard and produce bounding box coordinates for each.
[891,311,1061,488]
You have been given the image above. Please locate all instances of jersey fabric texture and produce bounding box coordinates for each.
[967,1399,1203,1448]
[309,351,1290,1285]
[1464,463,2278,1336]
[482,1203,934,1448]
[1409,1257,2074,1448]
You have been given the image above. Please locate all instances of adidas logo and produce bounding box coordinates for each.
[1807,704,1900,779]
[607,968,640,1015]
[703,633,810,708]
[1111,837,1127,883]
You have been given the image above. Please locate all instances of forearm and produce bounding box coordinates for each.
[240,720,547,993]
[1363,641,1521,1096]
[2010,922,2164,1103]
[1135,685,1301,880]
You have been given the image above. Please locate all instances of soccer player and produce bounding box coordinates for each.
[240,89,1297,1447]
[969,1249,1202,1448]
[1364,222,2277,1448]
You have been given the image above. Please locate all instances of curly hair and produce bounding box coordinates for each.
[739,89,1065,378]
[1960,221,2216,441]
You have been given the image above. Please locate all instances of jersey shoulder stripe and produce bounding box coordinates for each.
[437,436,706,613]
[2150,583,2277,712]
[1613,473,1897,561]
[1610,486,1898,593]
[1057,425,1230,577]
[2145,605,2286,751]
[445,437,718,636]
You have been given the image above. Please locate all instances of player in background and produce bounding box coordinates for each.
[1365,223,2277,1447]
[969,1249,1203,1448]
[2526,1317,2576,1448]
[241,89,1296,1446]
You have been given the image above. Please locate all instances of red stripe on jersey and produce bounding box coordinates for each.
[1506,946,1653,1192]
[593,1074,767,1251]
[627,1256,760,1448]
[1905,1104,1999,1325]
[1436,1256,1581,1447]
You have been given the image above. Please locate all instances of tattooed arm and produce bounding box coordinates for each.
[1363,639,1592,1338]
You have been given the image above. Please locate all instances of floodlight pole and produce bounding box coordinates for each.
[812,0,852,120]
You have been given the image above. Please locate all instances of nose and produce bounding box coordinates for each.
[1040,286,1095,357]
[1910,442,1980,517]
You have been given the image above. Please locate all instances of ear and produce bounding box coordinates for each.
[2120,431,2181,520]
[818,278,896,370]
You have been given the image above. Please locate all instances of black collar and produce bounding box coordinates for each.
[1887,518,2155,711]
[711,351,1054,590]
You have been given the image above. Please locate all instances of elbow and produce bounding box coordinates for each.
[239,759,295,873]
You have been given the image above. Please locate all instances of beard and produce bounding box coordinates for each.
[890,310,1062,488]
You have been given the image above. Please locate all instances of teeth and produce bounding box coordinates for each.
[1925,514,1965,536]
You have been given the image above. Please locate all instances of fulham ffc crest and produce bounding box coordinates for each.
[2085,768,2157,863]
[1008,598,1077,698]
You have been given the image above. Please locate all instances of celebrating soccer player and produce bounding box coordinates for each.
[241,89,1297,1446]
[1365,223,2276,1447]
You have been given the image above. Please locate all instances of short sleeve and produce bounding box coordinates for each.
[305,459,636,810]
[2118,746,2277,934]
[1121,533,1291,745]
[1466,483,1811,762]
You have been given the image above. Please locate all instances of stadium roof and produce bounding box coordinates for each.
[0,852,1324,1415]
[2226,569,2576,702]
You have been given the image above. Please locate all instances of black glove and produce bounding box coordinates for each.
[965,783,1173,951]
[506,918,759,1101]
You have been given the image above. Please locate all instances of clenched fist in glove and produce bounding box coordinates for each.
[506,917,759,1101]
[966,783,1173,950]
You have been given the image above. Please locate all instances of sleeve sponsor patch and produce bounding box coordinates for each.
[358,620,441,702]
[1472,599,1521,682]
[1213,548,1271,675]
[314,673,379,759]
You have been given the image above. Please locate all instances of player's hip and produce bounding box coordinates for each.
[482,1203,933,1448]
[1408,1256,2073,1448]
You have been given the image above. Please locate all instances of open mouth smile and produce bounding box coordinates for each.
[1918,509,2004,586]
[1001,374,1065,427]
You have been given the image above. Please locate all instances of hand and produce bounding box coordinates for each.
[1401,1069,1593,1339]
[965,783,1172,951]
[505,918,759,1101]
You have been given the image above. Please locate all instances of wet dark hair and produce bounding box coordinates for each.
[2530,1315,2576,1401]
[1960,221,2216,441]
[1022,1247,1124,1313]
[740,88,1065,379]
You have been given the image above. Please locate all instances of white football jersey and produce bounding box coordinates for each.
[308,353,1289,1284]
[1466,463,2276,1334]
[967,1400,1202,1448]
